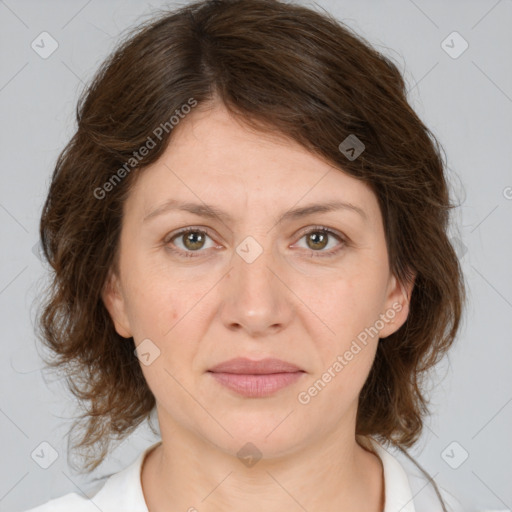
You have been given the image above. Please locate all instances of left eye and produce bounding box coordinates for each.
[164,226,346,258]
[293,226,346,257]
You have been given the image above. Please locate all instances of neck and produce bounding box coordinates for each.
[141,425,384,512]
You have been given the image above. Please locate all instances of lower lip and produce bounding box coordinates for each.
[208,371,304,398]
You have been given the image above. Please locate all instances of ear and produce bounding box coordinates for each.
[101,268,133,339]
[378,270,416,339]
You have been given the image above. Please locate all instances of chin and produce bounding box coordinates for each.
[208,416,305,458]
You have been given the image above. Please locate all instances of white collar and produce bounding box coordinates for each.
[368,437,417,512]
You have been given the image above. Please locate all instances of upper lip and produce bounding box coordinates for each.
[208,357,304,374]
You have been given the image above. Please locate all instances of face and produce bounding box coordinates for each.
[102,102,413,459]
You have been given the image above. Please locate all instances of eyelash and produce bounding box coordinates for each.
[164,225,347,259]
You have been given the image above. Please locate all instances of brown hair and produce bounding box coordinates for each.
[36,0,465,491]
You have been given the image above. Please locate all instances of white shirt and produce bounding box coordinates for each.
[22,437,464,512]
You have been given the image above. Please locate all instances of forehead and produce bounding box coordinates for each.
[126,104,380,224]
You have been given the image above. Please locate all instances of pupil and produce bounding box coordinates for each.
[309,231,327,250]
[185,231,204,250]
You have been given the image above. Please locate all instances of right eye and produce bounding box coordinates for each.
[164,227,219,258]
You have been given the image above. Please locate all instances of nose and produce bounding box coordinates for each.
[219,236,294,338]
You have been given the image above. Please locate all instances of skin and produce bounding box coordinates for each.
[102,101,414,512]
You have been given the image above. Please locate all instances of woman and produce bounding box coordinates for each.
[27,0,466,510]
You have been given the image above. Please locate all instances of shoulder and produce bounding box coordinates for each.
[394,449,465,512]
[20,492,100,512]
[20,441,161,512]
[363,436,465,512]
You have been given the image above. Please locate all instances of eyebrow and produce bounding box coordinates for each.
[143,198,367,224]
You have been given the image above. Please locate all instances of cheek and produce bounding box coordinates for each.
[300,278,382,408]
[121,256,192,338]
[126,275,209,373]
[130,282,200,403]
[304,271,388,342]
[123,283,172,339]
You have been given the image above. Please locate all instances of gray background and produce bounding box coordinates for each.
[1,0,511,511]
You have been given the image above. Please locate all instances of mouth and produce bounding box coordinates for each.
[207,357,305,398]
[208,356,303,374]
[207,371,305,398]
